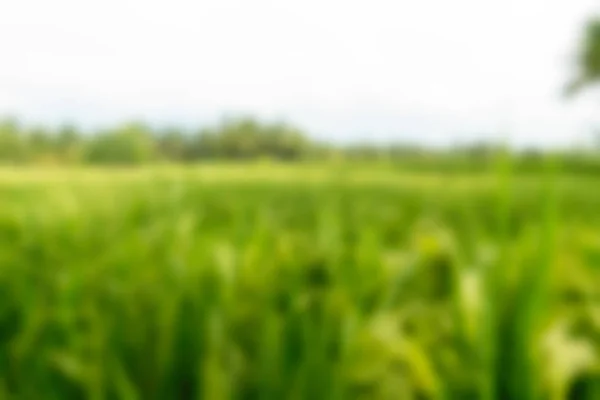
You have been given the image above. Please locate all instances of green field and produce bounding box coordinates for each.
[0,164,599,399]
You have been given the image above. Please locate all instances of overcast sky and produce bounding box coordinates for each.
[0,0,599,147]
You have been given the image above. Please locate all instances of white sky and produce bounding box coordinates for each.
[0,0,599,147]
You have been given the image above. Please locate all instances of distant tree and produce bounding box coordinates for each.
[0,118,28,163]
[27,126,56,163]
[85,122,156,165]
[56,124,84,163]
[566,18,600,96]
[260,122,310,160]
[218,118,261,158]
[187,117,312,161]
[344,143,381,160]
[190,128,220,160]
[458,141,500,160]
[156,127,188,162]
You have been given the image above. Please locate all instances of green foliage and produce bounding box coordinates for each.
[190,118,311,160]
[0,117,319,165]
[85,123,157,165]
[0,119,28,163]
[2,116,600,173]
[566,18,600,95]
[0,165,598,399]
[156,127,187,162]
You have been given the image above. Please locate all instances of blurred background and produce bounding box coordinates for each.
[0,1,600,400]
[0,0,599,155]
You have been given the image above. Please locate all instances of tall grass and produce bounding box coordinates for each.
[0,165,598,399]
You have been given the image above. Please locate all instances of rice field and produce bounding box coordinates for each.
[0,163,598,399]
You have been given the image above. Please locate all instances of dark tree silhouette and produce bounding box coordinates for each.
[566,18,600,96]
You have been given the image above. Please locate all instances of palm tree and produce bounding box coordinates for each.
[565,18,600,96]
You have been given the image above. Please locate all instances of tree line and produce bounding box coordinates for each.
[0,116,498,166]
[0,117,330,165]
[0,16,598,167]
[3,115,600,175]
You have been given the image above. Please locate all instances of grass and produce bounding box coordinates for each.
[0,163,598,399]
